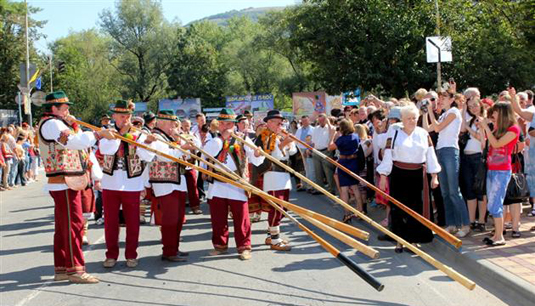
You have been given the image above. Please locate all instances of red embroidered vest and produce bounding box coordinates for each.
[148,128,184,185]
[38,116,87,179]
[101,126,145,178]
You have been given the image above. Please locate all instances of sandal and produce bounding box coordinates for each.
[486,239,506,247]
[342,214,354,224]
[512,231,521,238]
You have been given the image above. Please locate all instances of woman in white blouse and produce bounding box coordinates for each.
[378,105,441,253]
[426,89,471,238]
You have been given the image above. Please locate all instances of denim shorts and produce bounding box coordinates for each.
[486,170,511,218]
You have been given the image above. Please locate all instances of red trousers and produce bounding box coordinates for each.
[103,189,141,260]
[81,187,95,214]
[158,190,186,257]
[209,196,251,252]
[267,190,289,227]
[146,187,162,225]
[50,189,85,275]
[185,169,200,209]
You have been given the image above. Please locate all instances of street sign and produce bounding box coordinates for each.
[19,63,37,88]
[426,36,452,63]
[31,91,46,106]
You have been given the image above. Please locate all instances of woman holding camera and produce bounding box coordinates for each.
[426,89,471,238]
[479,96,520,246]
[460,98,487,231]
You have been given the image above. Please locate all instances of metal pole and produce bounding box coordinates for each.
[435,0,441,90]
[18,92,23,125]
[25,0,32,124]
[49,54,53,91]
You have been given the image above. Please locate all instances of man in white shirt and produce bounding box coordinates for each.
[181,119,203,214]
[253,110,296,251]
[203,109,264,260]
[38,91,115,284]
[99,100,156,269]
[311,113,336,194]
[294,115,315,191]
[191,113,206,135]
[144,110,192,262]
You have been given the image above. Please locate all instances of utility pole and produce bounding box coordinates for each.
[435,0,442,90]
[24,0,32,124]
[49,54,53,91]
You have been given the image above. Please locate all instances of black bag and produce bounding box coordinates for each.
[356,144,366,172]
[472,140,488,195]
[505,149,530,202]
[458,132,470,153]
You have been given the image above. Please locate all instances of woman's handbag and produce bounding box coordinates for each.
[505,146,530,202]
[472,141,488,195]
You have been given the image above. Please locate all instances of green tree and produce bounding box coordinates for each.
[0,0,44,109]
[167,21,229,108]
[286,0,534,97]
[99,0,178,103]
[49,30,125,122]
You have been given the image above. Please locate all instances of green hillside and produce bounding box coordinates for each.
[188,7,286,26]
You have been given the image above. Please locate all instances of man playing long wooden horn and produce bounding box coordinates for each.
[144,110,192,262]
[253,109,297,251]
[38,90,115,283]
[202,108,264,260]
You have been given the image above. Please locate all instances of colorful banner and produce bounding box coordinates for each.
[0,109,18,126]
[158,98,202,120]
[225,94,274,114]
[292,92,326,119]
[292,92,343,119]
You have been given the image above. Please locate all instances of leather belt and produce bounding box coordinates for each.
[339,154,357,160]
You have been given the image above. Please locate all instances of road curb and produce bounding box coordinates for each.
[424,237,535,306]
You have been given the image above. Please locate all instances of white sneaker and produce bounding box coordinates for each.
[82,235,90,245]
[96,218,104,225]
[445,226,458,234]
[455,228,471,238]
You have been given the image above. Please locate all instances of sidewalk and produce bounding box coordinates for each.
[459,204,535,286]
[424,203,535,306]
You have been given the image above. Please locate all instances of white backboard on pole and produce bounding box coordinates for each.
[426,36,453,63]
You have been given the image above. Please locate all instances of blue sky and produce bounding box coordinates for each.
[24,0,298,53]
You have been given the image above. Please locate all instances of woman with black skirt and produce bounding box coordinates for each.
[377,105,441,253]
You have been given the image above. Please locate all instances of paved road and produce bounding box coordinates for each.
[1,177,512,306]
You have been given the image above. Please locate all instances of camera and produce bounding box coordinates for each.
[420,99,430,112]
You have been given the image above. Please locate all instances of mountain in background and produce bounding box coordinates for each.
[187,7,286,26]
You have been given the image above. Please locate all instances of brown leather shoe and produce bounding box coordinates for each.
[103,258,116,268]
[126,258,138,268]
[208,249,228,256]
[270,242,292,251]
[54,273,69,281]
[162,255,187,262]
[68,273,99,284]
[264,237,289,246]
[239,250,252,260]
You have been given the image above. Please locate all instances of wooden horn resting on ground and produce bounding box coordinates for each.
[231,132,476,291]
[167,134,377,258]
[78,120,384,291]
[284,131,462,249]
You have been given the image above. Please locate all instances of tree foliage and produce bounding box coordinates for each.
[0,0,44,109]
[49,30,125,122]
[99,0,177,103]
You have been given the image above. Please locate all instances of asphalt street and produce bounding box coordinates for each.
[1,176,512,306]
